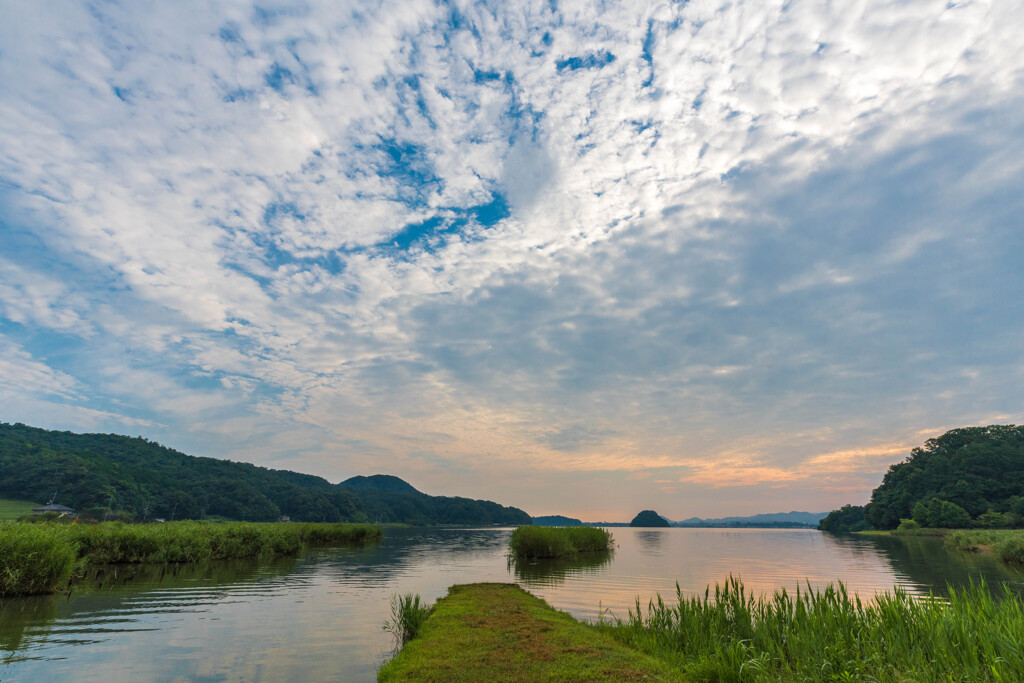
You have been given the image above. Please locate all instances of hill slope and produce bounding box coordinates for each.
[0,423,530,526]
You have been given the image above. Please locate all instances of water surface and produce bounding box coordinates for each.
[2,527,1021,681]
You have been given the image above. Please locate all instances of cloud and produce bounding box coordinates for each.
[0,0,1022,516]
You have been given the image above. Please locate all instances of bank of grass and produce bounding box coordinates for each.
[603,576,1024,682]
[507,526,612,559]
[0,499,39,520]
[946,529,1024,566]
[377,583,680,682]
[0,521,381,597]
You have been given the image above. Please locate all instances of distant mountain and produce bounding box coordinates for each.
[0,422,530,526]
[531,515,584,526]
[673,511,828,528]
[630,510,671,527]
[340,474,421,495]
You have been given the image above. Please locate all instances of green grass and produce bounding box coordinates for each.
[0,521,382,597]
[0,523,79,596]
[601,575,1024,682]
[377,583,680,682]
[0,499,39,521]
[946,529,1024,566]
[507,526,613,559]
[383,593,433,650]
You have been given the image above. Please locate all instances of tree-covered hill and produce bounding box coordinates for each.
[0,423,530,526]
[820,425,1024,531]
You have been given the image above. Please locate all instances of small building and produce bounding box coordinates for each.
[278,515,291,522]
[32,503,76,518]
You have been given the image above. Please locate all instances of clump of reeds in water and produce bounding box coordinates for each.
[508,526,613,559]
[602,575,1024,682]
[383,593,432,649]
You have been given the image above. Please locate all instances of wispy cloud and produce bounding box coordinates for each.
[1,0,1022,517]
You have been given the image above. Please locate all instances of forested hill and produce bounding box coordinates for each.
[819,425,1024,531]
[0,423,531,525]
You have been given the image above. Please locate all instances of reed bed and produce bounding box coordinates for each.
[383,593,432,650]
[0,521,382,597]
[602,576,1024,682]
[945,529,1024,566]
[0,523,79,597]
[508,526,613,559]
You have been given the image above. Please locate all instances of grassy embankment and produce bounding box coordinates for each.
[507,525,612,559]
[861,527,1024,566]
[945,529,1024,566]
[377,584,681,682]
[0,499,39,520]
[383,578,1024,682]
[0,521,381,597]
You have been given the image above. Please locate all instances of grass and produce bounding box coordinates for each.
[507,526,613,559]
[377,583,680,682]
[0,499,39,521]
[946,529,1024,566]
[0,521,382,597]
[601,575,1024,682]
[383,593,433,650]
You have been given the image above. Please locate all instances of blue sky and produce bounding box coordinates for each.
[1,0,1022,519]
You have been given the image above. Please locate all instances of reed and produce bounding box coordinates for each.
[946,529,1024,566]
[508,526,613,559]
[601,575,1024,681]
[0,521,382,597]
[0,523,80,596]
[383,593,432,649]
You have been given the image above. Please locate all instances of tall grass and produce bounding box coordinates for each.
[0,524,80,596]
[0,521,382,597]
[508,526,613,559]
[946,529,1024,566]
[602,575,1024,682]
[383,593,432,650]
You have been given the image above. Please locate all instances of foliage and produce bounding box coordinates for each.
[945,529,1024,566]
[0,422,530,526]
[0,520,381,596]
[382,593,432,650]
[507,526,612,559]
[603,576,1024,682]
[911,497,972,528]
[378,584,678,682]
[862,425,1024,530]
[817,504,870,532]
[896,518,920,531]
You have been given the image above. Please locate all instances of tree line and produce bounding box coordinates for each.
[0,423,530,526]
[819,425,1024,532]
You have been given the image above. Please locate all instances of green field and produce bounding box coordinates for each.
[0,499,39,520]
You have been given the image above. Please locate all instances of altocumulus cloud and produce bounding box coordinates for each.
[0,0,1022,517]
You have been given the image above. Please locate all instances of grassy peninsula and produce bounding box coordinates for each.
[0,520,381,597]
[507,526,612,559]
[383,578,1024,682]
[377,584,679,682]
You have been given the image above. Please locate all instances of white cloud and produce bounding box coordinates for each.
[0,0,1022,515]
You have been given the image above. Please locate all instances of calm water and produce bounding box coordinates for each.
[2,528,1022,681]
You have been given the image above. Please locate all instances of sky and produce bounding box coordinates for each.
[1,0,1022,521]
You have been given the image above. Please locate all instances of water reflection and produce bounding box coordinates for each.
[3,527,1023,682]
[509,551,614,586]
[636,530,664,554]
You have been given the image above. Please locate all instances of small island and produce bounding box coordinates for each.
[629,510,670,527]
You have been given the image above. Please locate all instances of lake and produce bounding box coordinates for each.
[2,527,1022,681]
